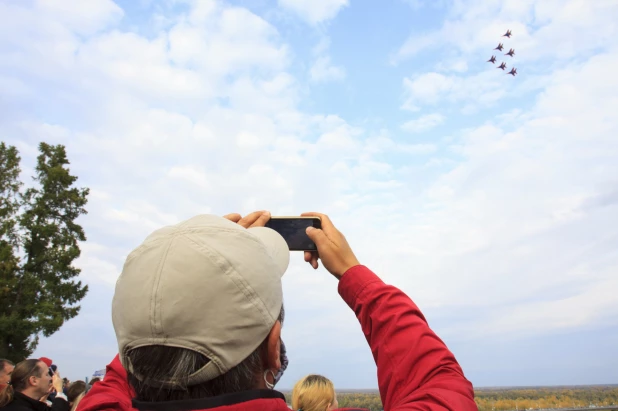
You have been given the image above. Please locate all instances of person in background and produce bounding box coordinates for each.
[292,375,365,411]
[85,378,99,395]
[0,359,69,411]
[0,360,15,405]
[65,382,87,411]
[37,359,57,403]
[0,361,15,390]
[61,380,70,396]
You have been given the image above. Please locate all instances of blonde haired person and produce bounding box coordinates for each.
[290,375,370,411]
[291,375,338,411]
[291,375,372,411]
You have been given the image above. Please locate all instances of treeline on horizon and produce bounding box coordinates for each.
[281,386,618,411]
[474,386,618,411]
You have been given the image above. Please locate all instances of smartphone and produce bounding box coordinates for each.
[265,216,321,251]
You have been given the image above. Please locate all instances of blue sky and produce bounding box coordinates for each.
[1,0,617,389]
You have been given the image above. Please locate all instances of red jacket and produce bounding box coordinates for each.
[77,265,476,411]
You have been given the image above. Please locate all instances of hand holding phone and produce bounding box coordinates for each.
[301,212,360,279]
[264,216,321,251]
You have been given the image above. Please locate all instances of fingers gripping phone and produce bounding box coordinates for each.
[265,216,321,251]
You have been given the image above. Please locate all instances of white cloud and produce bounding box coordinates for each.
[278,0,349,25]
[401,72,453,110]
[76,244,122,286]
[35,0,123,35]
[401,113,446,133]
[402,0,449,10]
[167,6,289,75]
[435,59,469,73]
[384,50,618,338]
[312,36,331,56]
[399,143,438,154]
[168,165,212,189]
[310,55,346,83]
[308,36,346,83]
[401,69,519,112]
[0,1,290,106]
[392,0,618,64]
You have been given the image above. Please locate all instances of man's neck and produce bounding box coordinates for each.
[19,388,42,401]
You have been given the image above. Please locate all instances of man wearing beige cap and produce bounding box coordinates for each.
[77,211,476,411]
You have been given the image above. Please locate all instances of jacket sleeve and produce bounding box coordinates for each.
[51,396,70,411]
[76,356,135,411]
[338,266,477,411]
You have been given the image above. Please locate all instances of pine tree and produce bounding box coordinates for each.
[0,142,89,361]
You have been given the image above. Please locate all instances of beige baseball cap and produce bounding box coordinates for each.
[112,214,289,387]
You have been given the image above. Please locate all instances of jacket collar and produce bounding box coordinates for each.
[132,389,286,411]
[13,391,50,411]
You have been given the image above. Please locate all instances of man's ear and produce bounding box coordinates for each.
[28,375,38,387]
[266,320,282,371]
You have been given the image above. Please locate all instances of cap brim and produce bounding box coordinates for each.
[247,227,290,277]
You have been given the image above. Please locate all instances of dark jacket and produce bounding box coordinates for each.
[1,392,69,411]
[77,265,476,411]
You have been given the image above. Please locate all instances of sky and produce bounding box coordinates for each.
[1,0,617,389]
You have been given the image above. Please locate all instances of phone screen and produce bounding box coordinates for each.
[265,217,321,251]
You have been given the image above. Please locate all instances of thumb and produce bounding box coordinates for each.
[306,226,327,247]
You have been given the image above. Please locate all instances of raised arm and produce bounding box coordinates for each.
[339,266,476,410]
[50,374,71,411]
[303,212,477,411]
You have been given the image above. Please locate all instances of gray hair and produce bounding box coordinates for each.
[127,306,284,401]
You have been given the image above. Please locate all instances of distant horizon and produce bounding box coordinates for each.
[277,384,618,392]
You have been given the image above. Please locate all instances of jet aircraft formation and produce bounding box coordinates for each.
[487,30,517,76]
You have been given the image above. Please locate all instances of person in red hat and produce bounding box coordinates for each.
[37,359,52,369]
[37,358,58,403]
[0,358,69,411]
